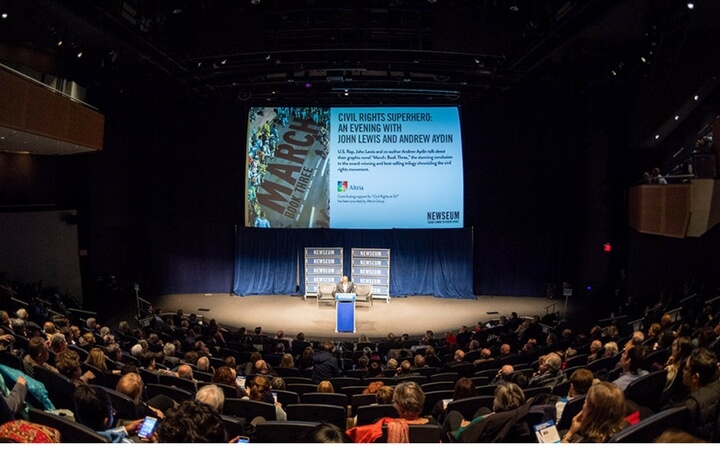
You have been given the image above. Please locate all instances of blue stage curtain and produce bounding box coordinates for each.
[233,227,474,299]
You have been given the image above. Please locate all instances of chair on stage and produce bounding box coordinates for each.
[355,284,373,307]
[317,283,336,307]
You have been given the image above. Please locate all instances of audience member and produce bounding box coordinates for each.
[195,384,224,413]
[613,345,649,391]
[528,353,566,389]
[561,382,627,443]
[22,337,57,378]
[312,342,339,383]
[156,400,228,443]
[555,368,594,421]
[73,384,142,443]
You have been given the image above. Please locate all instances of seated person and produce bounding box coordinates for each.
[444,382,529,442]
[431,377,476,423]
[335,276,355,294]
[528,353,566,389]
[73,384,143,443]
[55,349,95,385]
[561,381,628,443]
[555,368,594,421]
[22,336,58,379]
[156,400,229,443]
[195,384,224,414]
[115,372,173,419]
[346,381,438,443]
[613,345,649,392]
[242,375,286,421]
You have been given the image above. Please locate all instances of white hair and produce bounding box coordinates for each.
[196,384,224,413]
[130,344,143,357]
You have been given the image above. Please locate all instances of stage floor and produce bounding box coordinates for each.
[151,293,566,341]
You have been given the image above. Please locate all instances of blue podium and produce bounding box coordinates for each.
[335,293,356,333]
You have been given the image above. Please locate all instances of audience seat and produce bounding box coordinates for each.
[28,408,108,443]
[32,366,76,412]
[158,374,197,393]
[475,384,499,396]
[146,383,194,403]
[608,406,691,443]
[329,377,363,391]
[94,385,140,421]
[410,367,437,377]
[556,394,585,431]
[355,403,399,426]
[274,389,299,406]
[422,381,455,392]
[427,367,459,383]
[446,395,495,420]
[422,390,454,416]
[223,398,277,421]
[351,393,378,413]
[376,423,442,443]
[275,367,300,378]
[395,374,427,385]
[254,420,320,443]
[623,370,667,413]
[286,404,346,429]
[301,392,347,408]
[285,383,319,397]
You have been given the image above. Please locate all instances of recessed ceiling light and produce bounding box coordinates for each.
[694,95,699,101]
[655,135,660,140]
[1,13,8,19]
[687,3,694,9]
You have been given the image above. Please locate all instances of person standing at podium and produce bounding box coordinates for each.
[335,275,356,294]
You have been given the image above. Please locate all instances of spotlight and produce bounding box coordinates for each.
[221,59,227,65]
[1,13,8,19]
[57,40,63,46]
[265,54,271,60]
[687,3,694,9]
[694,95,699,101]
[675,115,679,120]
[640,57,647,63]
[655,134,660,140]
[77,52,82,58]
[611,70,617,76]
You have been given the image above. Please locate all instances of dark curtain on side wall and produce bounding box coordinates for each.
[233,227,474,299]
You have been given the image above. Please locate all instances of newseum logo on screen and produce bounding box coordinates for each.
[426,210,461,225]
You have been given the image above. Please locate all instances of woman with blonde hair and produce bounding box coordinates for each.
[317,380,334,393]
[279,353,295,368]
[85,347,108,372]
[561,381,627,443]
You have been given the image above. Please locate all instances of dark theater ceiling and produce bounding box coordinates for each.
[0,0,718,122]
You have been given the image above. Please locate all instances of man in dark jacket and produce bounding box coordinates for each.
[312,341,339,383]
[677,347,720,442]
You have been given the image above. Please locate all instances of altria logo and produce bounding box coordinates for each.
[337,181,364,191]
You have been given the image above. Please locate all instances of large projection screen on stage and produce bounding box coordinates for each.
[245,106,464,229]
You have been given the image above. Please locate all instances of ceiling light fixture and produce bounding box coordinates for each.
[687,3,694,9]
[1,13,8,19]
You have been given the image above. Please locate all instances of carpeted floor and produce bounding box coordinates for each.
[148,293,568,342]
